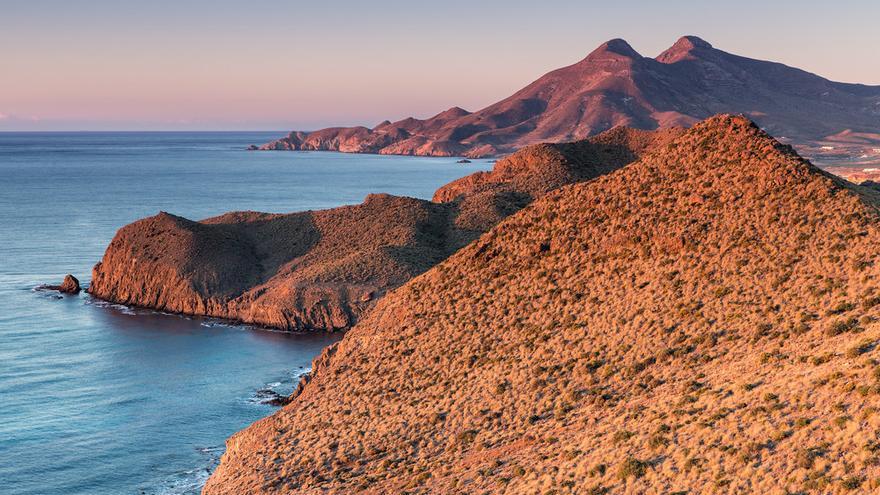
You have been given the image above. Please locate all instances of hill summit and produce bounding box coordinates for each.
[254,37,880,157]
[207,115,880,494]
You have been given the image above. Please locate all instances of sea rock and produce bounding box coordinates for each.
[38,274,81,294]
[59,274,81,294]
[253,388,290,407]
[456,159,471,163]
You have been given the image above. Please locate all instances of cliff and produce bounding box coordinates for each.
[205,116,880,494]
[254,36,880,157]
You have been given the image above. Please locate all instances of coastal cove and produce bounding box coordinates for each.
[0,132,491,495]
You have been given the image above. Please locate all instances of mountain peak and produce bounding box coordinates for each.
[674,35,712,50]
[587,38,641,59]
[435,106,471,119]
[656,35,714,63]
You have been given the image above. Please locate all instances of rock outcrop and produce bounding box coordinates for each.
[254,36,880,158]
[91,126,675,331]
[59,274,81,294]
[38,274,81,294]
[205,116,880,494]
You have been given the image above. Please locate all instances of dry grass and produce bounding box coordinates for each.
[205,115,880,494]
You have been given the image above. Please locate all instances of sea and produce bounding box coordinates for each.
[0,132,491,495]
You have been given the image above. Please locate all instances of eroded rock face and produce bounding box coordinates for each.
[204,115,880,494]
[254,36,880,157]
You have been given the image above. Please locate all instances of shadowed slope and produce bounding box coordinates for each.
[205,116,880,494]
[434,126,684,203]
[255,36,880,157]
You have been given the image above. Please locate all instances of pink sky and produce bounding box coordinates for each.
[2,1,878,130]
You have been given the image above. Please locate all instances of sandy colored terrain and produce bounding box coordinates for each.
[204,116,880,494]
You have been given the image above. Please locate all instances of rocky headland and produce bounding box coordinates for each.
[89,195,475,331]
[90,126,675,331]
[204,115,880,494]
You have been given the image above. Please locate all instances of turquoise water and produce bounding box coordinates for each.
[0,132,491,494]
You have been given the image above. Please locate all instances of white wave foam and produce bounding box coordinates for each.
[144,445,223,495]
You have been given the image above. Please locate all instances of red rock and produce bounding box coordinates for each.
[59,274,81,294]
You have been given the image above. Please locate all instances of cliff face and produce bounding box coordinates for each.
[254,36,880,157]
[91,126,673,331]
[205,116,880,494]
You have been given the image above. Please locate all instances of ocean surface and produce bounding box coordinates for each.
[0,132,492,495]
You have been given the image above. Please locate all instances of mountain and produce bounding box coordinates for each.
[253,36,880,158]
[205,116,880,494]
[90,127,675,331]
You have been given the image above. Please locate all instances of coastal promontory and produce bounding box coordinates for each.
[90,126,676,331]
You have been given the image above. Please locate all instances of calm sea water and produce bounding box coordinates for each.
[0,132,491,495]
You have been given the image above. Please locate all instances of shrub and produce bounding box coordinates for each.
[617,457,647,480]
[841,476,863,490]
[827,317,859,336]
[649,434,670,448]
[795,447,824,469]
[612,430,634,444]
[846,340,873,358]
[457,430,478,444]
[828,302,856,315]
[588,463,607,476]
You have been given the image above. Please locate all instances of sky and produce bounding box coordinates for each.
[1,0,878,131]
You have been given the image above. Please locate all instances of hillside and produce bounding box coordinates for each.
[89,194,477,331]
[90,127,675,331]
[205,116,880,494]
[254,36,880,158]
[433,126,684,203]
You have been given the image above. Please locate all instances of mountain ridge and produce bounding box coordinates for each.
[253,36,880,157]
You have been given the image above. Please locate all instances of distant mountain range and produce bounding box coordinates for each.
[254,36,880,157]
